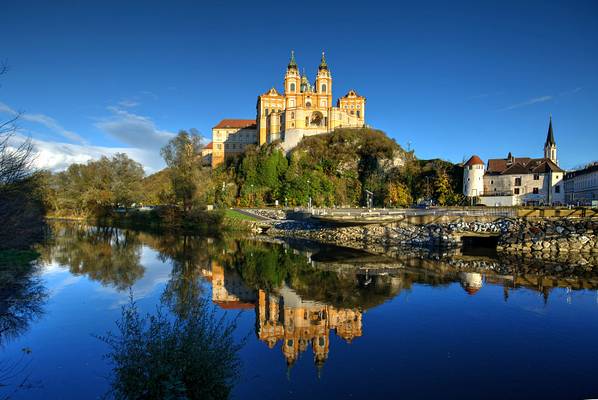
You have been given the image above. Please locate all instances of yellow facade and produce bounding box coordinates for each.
[257,51,366,145]
[257,289,362,368]
[210,52,367,168]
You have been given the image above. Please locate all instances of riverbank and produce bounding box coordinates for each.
[265,216,598,269]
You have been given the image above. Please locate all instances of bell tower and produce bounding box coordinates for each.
[544,115,557,165]
[284,51,300,98]
[315,51,332,109]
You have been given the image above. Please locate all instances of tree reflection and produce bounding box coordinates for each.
[99,289,244,400]
[0,254,47,346]
[41,223,145,290]
[0,252,47,396]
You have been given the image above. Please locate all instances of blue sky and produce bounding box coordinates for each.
[1,0,597,172]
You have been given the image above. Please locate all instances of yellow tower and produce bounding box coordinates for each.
[315,51,333,128]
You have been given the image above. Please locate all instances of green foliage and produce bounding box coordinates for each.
[141,169,175,205]
[98,294,243,400]
[0,173,48,250]
[161,131,204,211]
[50,153,145,216]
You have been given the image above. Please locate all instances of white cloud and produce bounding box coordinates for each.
[499,95,553,111]
[10,134,164,173]
[95,106,175,151]
[117,99,140,108]
[0,101,86,144]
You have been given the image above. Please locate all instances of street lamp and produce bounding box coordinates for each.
[306,179,312,210]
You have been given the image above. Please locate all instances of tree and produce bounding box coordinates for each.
[434,168,452,206]
[160,130,203,211]
[0,61,47,249]
[52,154,144,216]
[110,153,144,208]
[385,181,413,207]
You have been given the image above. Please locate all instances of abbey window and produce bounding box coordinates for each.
[290,83,295,92]
[321,84,326,93]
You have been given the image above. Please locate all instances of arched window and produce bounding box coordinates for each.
[290,83,295,92]
[321,84,326,93]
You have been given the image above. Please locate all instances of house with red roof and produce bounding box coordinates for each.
[463,117,565,206]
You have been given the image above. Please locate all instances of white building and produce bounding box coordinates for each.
[564,163,598,205]
[464,117,565,206]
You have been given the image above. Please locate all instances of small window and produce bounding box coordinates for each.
[514,188,520,195]
[533,174,539,180]
[357,110,360,118]
[555,185,560,193]
[291,112,294,119]
[305,117,309,126]
[491,180,494,184]
[515,177,522,186]
[321,84,326,93]
[533,188,539,194]
[290,83,295,92]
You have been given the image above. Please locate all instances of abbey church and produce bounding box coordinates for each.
[209,52,366,168]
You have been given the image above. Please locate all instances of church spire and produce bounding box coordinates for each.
[544,115,557,164]
[318,51,328,70]
[288,50,297,69]
[545,115,555,146]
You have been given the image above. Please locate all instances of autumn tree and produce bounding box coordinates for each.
[160,130,203,211]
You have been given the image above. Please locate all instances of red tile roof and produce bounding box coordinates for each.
[213,119,256,129]
[203,141,213,150]
[487,156,563,175]
[213,300,255,310]
[464,155,484,166]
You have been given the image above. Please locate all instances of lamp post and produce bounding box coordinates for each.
[250,184,254,207]
[307,179,311,211]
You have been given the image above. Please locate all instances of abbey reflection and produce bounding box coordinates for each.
[210,260,363,370]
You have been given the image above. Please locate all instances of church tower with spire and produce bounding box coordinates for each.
[544,116,557,165]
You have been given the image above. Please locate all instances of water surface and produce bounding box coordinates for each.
[1,223,598,399]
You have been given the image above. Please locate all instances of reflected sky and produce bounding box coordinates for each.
[1,223,598,399]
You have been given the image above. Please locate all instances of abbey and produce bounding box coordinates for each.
[209,52,366,168]
[257,51,366,148]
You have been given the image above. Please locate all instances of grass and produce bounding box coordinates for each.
[223,209,259,222]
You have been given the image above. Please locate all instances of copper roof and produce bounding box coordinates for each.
[464,155,484,166]
[213,119,256,129]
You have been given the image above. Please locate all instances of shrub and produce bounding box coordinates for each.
[98,294,244,400]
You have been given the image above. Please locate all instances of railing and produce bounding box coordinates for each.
[309,207,517,218]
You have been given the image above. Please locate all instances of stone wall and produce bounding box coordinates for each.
[497,218,598,255]
[266,217,598,268]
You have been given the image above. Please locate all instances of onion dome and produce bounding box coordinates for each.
[318,51,328,70]
[288,50,297,70]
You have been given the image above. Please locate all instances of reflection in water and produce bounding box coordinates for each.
[34,222,598,392]
[0,261,47,346]
[38,224,144,291]
[0,254,47,396]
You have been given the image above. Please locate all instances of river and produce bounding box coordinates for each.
[1,222,597,399]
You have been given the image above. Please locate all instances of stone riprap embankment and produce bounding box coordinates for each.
[266,217,598,268]
[497,218,598,254]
